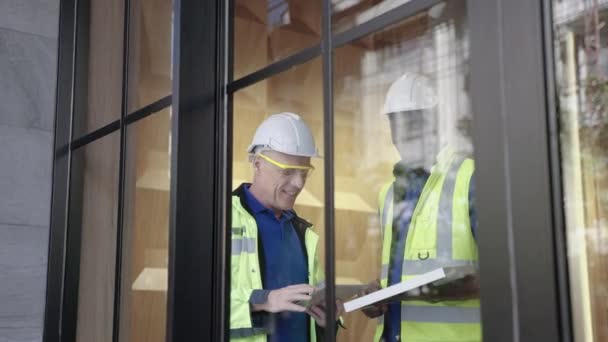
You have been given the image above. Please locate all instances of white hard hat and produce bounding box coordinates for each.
[247,112,320,158]
[382,72,438,114]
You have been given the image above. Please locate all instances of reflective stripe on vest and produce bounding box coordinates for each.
[380,183,394,237]
[378,305,479,324]
[381,259,477,279]
[232,237,257,255]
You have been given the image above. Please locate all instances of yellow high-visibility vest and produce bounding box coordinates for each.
[230,193,323,342]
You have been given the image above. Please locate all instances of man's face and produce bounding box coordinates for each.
[388,110,427,166]
[252,150,312,212]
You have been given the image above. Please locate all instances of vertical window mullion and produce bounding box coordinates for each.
[59,0,91,339]
[214,0,231,340]
[541,1,572,340]
[44,0,78,341]
[322,0,336,341]
[112,0,131,340]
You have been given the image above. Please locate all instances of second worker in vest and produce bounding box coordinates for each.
[230,112,339,342]
[362,72,482,342]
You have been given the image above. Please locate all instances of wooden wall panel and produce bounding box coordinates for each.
[75,134,120,342]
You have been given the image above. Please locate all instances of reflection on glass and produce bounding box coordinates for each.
[74,0,124,137]
[119,108,171,342]
[127,0,172,112]
[231,59,327,340]
[332,0,448,33]
[73,133,120,342]
[333,1,480,341]
[234,0,321,79]
[553,1,608,341]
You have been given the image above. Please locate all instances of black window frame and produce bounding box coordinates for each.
[43,0,573,341]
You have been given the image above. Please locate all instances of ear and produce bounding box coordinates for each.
[252,157,261,172]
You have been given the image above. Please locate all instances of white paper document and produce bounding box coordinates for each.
[343,268,447,313]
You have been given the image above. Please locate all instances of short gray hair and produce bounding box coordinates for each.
[248,145,271,162]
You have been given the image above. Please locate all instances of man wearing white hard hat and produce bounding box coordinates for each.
[230,112,334,342]
[362,73,481,342]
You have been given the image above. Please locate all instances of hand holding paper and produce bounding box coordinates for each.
[400,266,479,302]
[361,280,387,318]
[343,266,479,313]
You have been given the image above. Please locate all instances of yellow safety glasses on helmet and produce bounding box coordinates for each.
[257,153,315,178]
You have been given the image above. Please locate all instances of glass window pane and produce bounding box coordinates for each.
[127,0,172,113]
[230,59,326,339]
[553,1,608,341]
[119,108,171,342]
[72,132,120,342]
[73,0,125,138]
[234,0,321,79]
[333,2,481,341]
[332,0,446,33]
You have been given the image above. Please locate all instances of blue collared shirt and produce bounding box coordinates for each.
[243,185,308,342]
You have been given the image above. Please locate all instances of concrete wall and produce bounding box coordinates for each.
[0,1,59,341]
